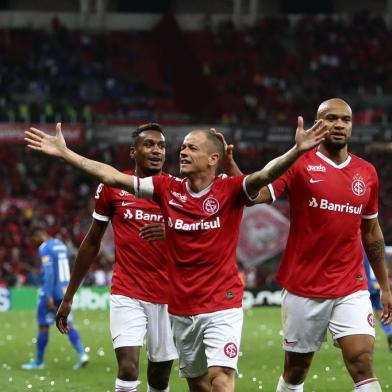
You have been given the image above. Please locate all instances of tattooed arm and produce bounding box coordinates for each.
[25,123,134,192]
[361,218,392,323]
[245,116,330,198]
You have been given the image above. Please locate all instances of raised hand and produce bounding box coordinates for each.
[295,116,330,153]
[139,223,165,241]
[25,122,67,158]
[209,128,242,176]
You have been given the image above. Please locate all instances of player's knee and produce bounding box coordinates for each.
[117,361,139,381]
[210,367,235,392]
[148,362,171,389]
[345,350,374,379]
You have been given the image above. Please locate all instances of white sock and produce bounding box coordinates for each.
[276,375,304,392]
[115,378,139,392]
[147,385,169,392]
[354,378,382,391]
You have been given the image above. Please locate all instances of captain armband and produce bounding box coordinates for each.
[133,176,154,199]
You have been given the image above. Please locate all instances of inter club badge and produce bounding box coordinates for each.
[224,342,238,358]
[352,174,366,196]
[203,197,219,214]
[367,313,375,328]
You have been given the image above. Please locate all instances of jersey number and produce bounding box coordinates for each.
[58,253,70,282]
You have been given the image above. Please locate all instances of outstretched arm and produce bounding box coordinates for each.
[25,123,134,192]
[245,116,330,198]
[56,219,108,334]
[361,218,392,324]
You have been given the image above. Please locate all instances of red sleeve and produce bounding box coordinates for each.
[93,183,112,221]
[151,175,167,204]
[268,167,295,202]
[225,174,250,205]
[362,165,379,218]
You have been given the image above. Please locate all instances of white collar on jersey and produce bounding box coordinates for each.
[185,180,213,198]
[315,151,351,169]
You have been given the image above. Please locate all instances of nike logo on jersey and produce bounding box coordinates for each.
[122,201,136,206]
[168,199,183,207]
[309,178,324,183]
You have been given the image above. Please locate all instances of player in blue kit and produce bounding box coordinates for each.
[21,228,89,370]
[364,252,392,351]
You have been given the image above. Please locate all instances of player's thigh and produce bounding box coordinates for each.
[329,290,375,343]
[143,301,178,362]
[110,295,147,349]
[202,308,243,373]
[170,314,207,379]
[282,290,332,353]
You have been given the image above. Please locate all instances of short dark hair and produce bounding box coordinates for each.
[131,123,164,145]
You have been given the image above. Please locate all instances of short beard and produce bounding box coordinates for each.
[145,166,162,176]
[323,138,347,153]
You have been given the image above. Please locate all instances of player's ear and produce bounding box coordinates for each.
[130,147,135,159]
[208,153,220,166]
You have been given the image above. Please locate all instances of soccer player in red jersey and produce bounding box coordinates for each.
[231,99,391,392]
[25,118,329,392]
[55,123,178,392]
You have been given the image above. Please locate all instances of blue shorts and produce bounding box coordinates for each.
[370,292,382,311]
[37,297,74,327]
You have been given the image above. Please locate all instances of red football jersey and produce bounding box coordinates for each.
[269,150,379,298]
[147,174,250,315]
[93,170,169,303]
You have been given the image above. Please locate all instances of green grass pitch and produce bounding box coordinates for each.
[1,307,391,391]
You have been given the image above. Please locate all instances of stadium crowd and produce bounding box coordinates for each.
[1,13,392,125]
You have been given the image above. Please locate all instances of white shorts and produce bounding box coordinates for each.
[110,295,178,362]
[281,290,375,353]
[170,307,243,379]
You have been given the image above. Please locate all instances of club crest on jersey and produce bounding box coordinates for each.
[224,342,238,358]
[367,313,375,328]
[306,164,326,172]
[352,174,366,196]
[203,197,219,214]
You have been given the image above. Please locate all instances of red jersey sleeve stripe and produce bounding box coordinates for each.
[92,211,110,221]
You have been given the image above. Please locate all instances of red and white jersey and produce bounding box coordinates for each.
[93,170,169,304]
[136,174,251,315]
[269,150,379,298]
